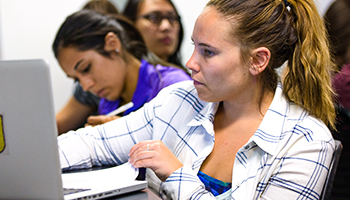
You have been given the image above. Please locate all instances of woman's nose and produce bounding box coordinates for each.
[159,18,172,31]
[79,76,94,92]
[186,53,200,73]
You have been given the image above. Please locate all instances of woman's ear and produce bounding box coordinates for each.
[249,47,270,76]
[104,32,121,52]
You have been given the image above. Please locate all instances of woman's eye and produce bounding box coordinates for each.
[202,49,214,57]
[82,64,91,73]
[149,14,159,24]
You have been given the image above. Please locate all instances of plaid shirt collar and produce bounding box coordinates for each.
[187,83,288,156]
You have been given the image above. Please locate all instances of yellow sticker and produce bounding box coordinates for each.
[0,115,5,153]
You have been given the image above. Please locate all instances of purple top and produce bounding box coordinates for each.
[333,62,350,110]
[98,59,191,115]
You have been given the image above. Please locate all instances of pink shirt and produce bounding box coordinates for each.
[333,62,350,110]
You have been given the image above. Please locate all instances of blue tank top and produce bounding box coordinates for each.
[197,171,232,196]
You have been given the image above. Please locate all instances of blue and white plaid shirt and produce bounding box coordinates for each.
[58,80,334,200]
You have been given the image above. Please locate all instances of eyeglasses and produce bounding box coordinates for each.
[137,12,180,26]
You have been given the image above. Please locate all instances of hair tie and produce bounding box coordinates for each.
[283,0,291,11]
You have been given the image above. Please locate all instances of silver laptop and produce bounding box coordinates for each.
[0,59,147,200]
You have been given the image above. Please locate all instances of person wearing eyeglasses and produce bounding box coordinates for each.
[123,0,185,70]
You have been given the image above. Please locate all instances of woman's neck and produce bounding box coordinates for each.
[120,55,141,104]
[218,88,274,125]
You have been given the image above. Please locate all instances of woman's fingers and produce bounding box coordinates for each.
[128,140,152,156]
[86,115,120,126]
[128,140,183,181]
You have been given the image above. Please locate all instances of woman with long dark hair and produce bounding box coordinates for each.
[123,0,184,68]
[53,10,191,134]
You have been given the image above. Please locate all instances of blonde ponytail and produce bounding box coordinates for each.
[283,0,336,128]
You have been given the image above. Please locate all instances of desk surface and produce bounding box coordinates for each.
[105,188,161,200]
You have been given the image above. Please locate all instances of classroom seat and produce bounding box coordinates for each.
[320,140,343,200]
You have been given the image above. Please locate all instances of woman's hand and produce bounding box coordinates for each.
[85,115,120,127]
[128,140,184,182]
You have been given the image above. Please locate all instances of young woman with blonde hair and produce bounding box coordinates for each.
[57,0,336,199]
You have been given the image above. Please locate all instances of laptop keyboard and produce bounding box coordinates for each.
[64,188,91,195]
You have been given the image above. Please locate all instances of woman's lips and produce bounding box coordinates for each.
[160,37,172,45]
[193,80,204,86]
[96,89,105,98]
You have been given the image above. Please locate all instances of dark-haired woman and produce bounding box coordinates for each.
[53,10,190,134]
[123,0,184,68]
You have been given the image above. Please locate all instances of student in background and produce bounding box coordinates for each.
[324,0,350,198]
[56,0,119,134]
[53,10,191,134]
[56,0,188,134]
[325,0,350,110]
[123,0,185,68]
[57,0,336,199]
